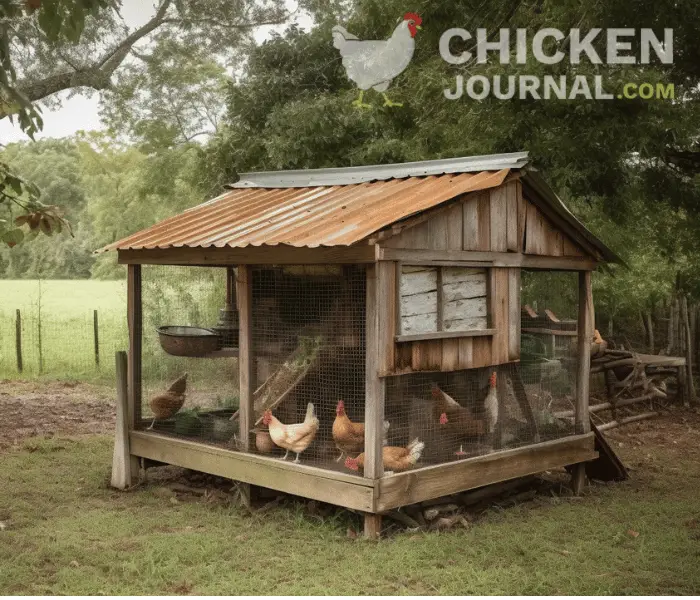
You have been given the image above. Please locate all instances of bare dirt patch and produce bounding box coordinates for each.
[0,380,115,449]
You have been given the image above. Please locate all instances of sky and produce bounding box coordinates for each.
[0,0,310,145]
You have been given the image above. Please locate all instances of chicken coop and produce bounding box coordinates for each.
[102,152,620,537]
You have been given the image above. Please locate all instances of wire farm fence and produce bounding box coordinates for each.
[0,274,229,383]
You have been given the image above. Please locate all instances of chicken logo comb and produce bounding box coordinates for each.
[439,412,449,425]
[489,372,497,387]
[403,12,422,24]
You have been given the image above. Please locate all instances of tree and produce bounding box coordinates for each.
[1,0,291,247]
[0,0,113,248]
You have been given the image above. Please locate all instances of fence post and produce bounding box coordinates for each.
[15,309,23,373]
[93,310,100,367]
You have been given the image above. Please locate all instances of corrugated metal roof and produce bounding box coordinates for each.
[233,152,530,188]
[100,168,511,252]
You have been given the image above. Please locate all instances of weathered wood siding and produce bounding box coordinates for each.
[378,261,518,375]
[382,180,589,257]
[376,178,591,375]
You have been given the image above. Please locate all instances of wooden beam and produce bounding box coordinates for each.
[522,327,578,336]
[365,264,386,480]
[117,245,376,266]
[395,329,497,343]
[378,248,599,271]
[576,271,593,435]
[571,463,586,495]
[129,431,375,511]
[127,264,142,430]
[364,513,382,539]
[237,265,254,451]
[111,351,133,489]
[375,433,596,512]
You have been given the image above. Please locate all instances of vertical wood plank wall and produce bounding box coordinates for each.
[380,262,518,374]
[377,180,594,375]
[383,181,588,258]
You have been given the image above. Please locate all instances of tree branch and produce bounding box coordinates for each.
[4,0,173,110]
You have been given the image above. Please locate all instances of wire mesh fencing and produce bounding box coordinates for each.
[140,265,239,440]
[140,264,367,478]
[0,306,128,381]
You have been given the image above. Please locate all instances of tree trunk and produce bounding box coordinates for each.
[646,312,655,354]
[681,295,697,405]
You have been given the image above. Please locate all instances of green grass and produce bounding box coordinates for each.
[1,434,699,595]
[0,280,127,317]
[0,280,128,381]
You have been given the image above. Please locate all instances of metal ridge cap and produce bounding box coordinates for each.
[230,152,530,188]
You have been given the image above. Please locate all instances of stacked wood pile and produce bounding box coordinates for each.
[555,347,690,430]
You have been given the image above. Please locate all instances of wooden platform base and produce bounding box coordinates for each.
[129,431,597,521]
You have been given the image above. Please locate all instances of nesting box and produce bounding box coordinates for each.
[101,152,620,535]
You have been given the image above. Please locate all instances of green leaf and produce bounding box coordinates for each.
[2,228,25,247]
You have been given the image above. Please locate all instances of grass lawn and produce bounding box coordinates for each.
[0,280,127,318]
[0,280,128,381]
[1,383,699,595]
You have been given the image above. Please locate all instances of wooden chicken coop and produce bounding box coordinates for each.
[103,152,621,537]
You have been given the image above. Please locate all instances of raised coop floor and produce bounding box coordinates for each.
[129,429,597,512]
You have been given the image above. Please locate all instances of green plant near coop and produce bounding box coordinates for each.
[174,408,203,437]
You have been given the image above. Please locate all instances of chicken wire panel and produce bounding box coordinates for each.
[521,270,580,425]
[250,265,366,473]
[140,265,239,442]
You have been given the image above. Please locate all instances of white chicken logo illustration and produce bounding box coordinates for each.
[332,12,423,109]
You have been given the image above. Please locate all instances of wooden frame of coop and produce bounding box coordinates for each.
[104,153,621,538]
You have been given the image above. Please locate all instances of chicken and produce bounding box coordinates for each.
[344,439,424,473]
[332,12,422,109]
[147,372,187,430]
[432,374,499,438]
[262,402,319,464]
[332,400,389,462]
[483,372,499,433]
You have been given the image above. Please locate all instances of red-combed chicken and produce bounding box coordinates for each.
[332,400,390,462]
[432,373,499,438]
[262,402,319,464]
[147,372,187,430]
[344,439,424,474]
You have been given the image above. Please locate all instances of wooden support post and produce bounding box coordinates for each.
[237,265,254,507]
[572,271,593,494]
[365,263,386,482]
[237,264,254,451]
[127,265,142,430]
[364,513,382,540]
[571,463,586,495]
[93,309,100,367]
[15,309,22,373]
[111,351,134,488]
[681,295,697,405]
[576,271,593,435]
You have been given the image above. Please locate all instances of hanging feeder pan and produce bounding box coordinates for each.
[156,326,221,357]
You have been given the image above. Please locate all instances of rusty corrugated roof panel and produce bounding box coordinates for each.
[99,169,510,252]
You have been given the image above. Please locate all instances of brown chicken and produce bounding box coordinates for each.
[148,372,188,429]
[332,400,390,462]
[431,381,491,438]
[344,439,424,473]
[262,402,319,464]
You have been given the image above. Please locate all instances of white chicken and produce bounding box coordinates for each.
[332,12,422,109]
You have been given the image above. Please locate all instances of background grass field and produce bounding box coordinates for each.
[0,280,128,381]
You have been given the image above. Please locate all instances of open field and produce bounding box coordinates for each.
[0,380,699,595]
[0,280,127,381]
